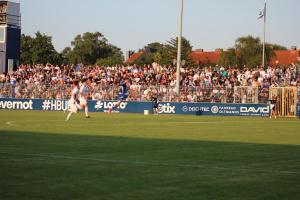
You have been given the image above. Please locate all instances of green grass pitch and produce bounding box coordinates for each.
[1,110,300,200]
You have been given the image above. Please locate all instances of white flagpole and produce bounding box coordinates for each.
[262,2,266,67]
[176,0,183,95]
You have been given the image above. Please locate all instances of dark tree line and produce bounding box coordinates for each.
[21,32,62,65]
[131,35,288,68]
[21,32,289,68]
[217,35,287,68]
[21,31,123,66]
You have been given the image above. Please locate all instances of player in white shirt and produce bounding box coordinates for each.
[66,81,80,121]
[79,78,90,118]
[269,98,277,119]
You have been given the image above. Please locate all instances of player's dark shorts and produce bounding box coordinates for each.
[272,106,275,111]
[153,103,159,108]
[272,106,276,111]
[118,94,128,100]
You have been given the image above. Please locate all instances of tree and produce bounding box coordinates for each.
[218,35,286,68]
[133,42,164,65]
[66,32,123,65]
[96,45,124,66]
[234,36,263,67]
[133,38,193,66]
[154,52,162,64]
[61,47,72,65]
[20,34,34,64]
[144,42,165,54]
[163,36,193,66]
[217,48,237,66]
[21,32,61,65]
[31,32,61,65]
[267,43,287,51]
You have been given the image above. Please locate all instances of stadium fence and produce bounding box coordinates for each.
[0,83,287,104]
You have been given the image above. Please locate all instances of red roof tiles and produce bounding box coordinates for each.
[271,50,300,65]
[190,51,221,65]
[125,50,300,66]
[125,52,144,64]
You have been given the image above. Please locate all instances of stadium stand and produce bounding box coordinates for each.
[0,63,299,103]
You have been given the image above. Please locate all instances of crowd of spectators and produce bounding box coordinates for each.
[0,63,299,103]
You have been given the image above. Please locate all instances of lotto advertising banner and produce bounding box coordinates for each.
[0,98,270,117]
[92,100,152,113]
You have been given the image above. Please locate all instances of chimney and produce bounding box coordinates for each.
[215,48,223,53]
[195,49,204,52]
[291,46,297,51]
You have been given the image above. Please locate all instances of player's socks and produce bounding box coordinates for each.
[85,107,89,117]
[66,112,72,121]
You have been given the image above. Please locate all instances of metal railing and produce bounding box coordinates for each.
[1,83,299,104]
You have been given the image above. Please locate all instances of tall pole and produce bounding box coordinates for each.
[262,2,266,67]
[176,0,183,95]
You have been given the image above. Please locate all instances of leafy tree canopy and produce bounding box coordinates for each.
[134,37,193,66]
[218,35,287,68]
[64,32,123,65]
[21,32,62,65]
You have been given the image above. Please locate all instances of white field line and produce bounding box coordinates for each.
[6,119,299,126]
[166,121,223,124]
[5,121,17,127]
[0,151,298,175]
[167,120,300,124]
[3,120,242,128]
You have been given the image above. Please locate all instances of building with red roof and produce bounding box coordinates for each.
[125,48,300,66]
[189,49,222,65]
[271,50,300,65]
[125,52,144,64]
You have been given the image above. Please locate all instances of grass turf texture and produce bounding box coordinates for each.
[0,110,300,200]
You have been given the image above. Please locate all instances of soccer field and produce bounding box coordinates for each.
[1,110,300,200]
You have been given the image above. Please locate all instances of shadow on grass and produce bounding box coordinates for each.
[1,130,300,200]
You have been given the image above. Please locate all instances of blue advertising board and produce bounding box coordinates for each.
[0,98,271,117]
